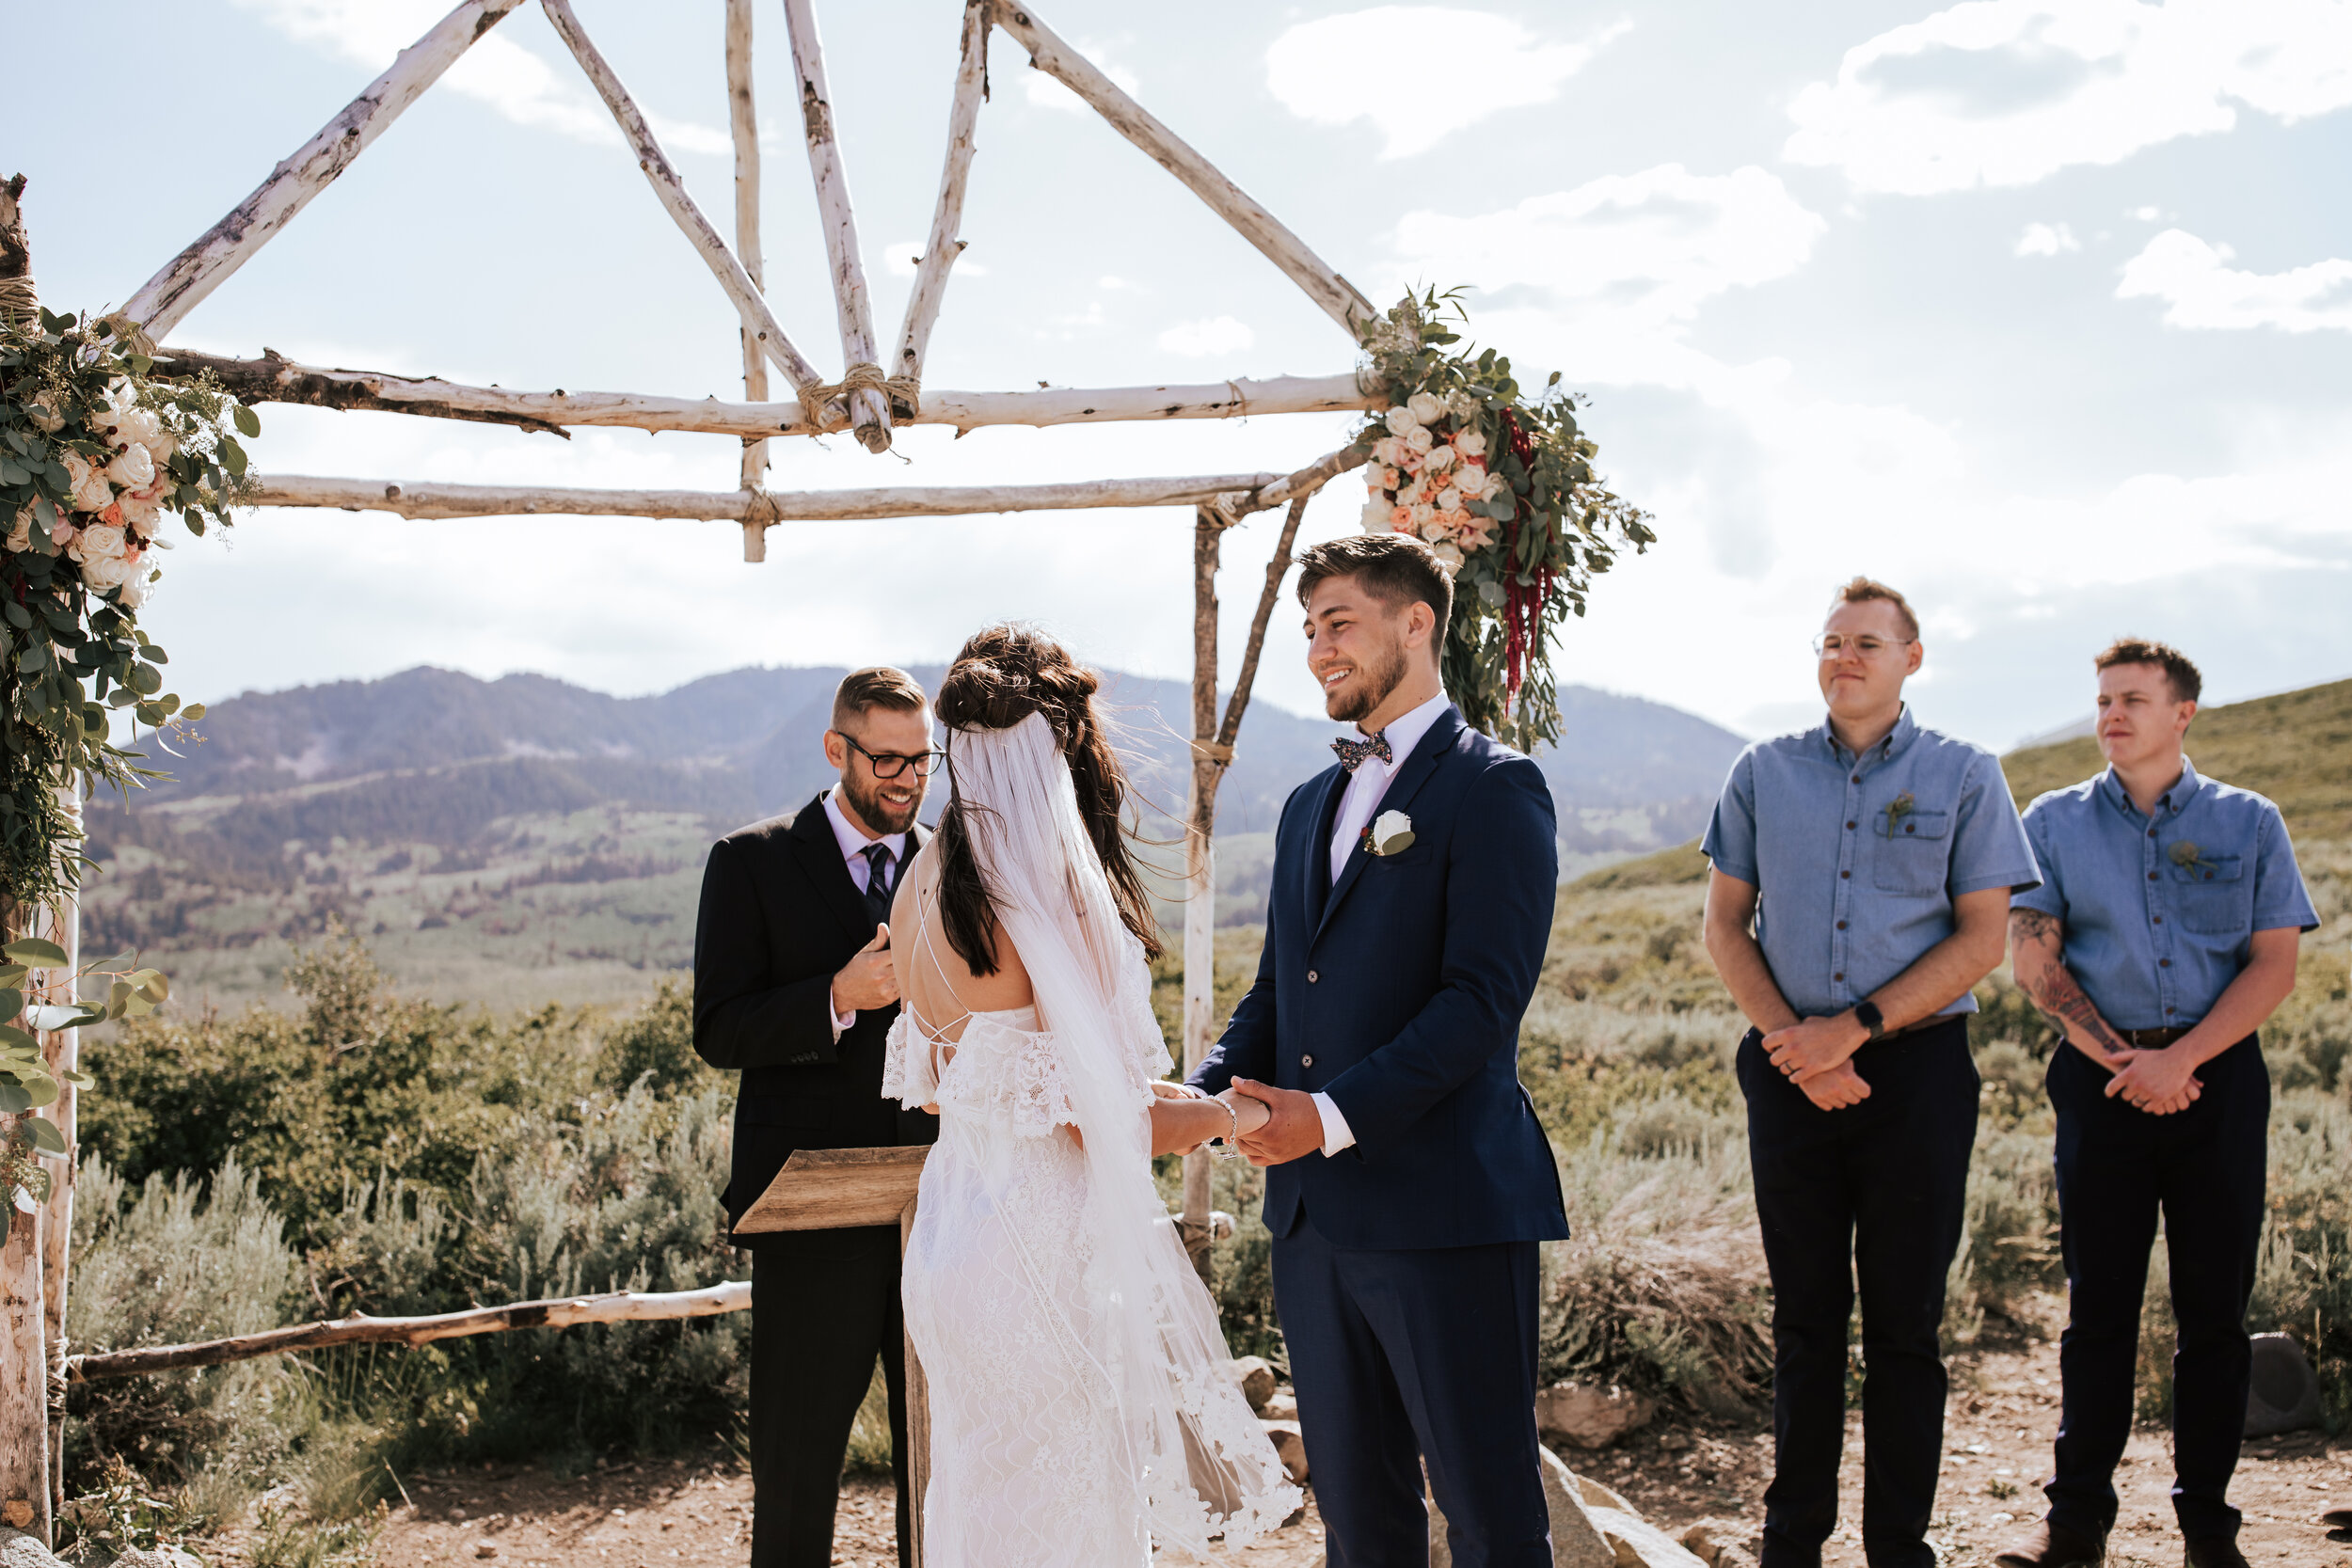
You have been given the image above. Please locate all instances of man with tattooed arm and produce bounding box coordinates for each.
[1701,578,2039,1568]
[1995,641,2315,1568]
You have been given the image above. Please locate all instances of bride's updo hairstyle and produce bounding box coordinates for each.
[934,624,1163,975]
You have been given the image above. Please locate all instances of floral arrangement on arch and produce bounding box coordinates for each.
[1355,288,1654,753]
[0,305,251,906]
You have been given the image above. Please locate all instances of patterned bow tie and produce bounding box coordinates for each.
[1331,731,1393,772]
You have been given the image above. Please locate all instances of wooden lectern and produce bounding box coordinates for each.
[735,1146,934,1568]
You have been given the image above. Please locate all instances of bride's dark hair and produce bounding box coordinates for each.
[934,624,1162,974]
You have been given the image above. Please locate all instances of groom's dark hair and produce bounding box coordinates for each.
[1295,534,1454,648]
[832,666,928,731]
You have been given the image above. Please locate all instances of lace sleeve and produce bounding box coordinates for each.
[934,1019,1078,1136]
[881,1013,939,1110]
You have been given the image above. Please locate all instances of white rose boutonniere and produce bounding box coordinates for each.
[1367,809,1415,857]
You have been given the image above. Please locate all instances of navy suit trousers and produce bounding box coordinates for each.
[1273,1218,1551,1568]
[2043,1035,2268,1544]
[1739,1019,1978,1568]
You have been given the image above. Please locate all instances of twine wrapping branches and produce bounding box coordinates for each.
[795,361,921,440]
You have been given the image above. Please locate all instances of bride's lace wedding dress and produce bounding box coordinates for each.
[882,713,1297,1567]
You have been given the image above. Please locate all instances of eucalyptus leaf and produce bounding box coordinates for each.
[26,1115,66,1155]
[3,938,67,966]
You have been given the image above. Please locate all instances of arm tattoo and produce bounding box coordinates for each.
[2010,911,2129,1054]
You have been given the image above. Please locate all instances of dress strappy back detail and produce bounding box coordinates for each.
[881,887,1048,1122]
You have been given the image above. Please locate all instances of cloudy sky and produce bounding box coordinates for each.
[13,0,2352,750]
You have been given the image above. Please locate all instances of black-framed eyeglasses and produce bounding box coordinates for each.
[834,731,945,779]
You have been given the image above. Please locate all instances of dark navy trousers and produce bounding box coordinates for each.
[1738,1018,1978,1568]
[1273,1218,1551,1568]
[2043,1036,2268,1544]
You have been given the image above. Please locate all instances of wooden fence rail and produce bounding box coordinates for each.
[64,1281,751,1383]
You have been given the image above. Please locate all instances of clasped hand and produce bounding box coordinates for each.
[1154,1082,1272,1154]
[833,923,898,1013]
[2097,1041,2202,1115]
[1760,1014,1872,1110]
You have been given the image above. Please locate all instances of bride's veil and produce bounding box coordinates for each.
[943,710,1298,1557]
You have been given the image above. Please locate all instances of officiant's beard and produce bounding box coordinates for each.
[842,769,924,836]
[1326,637,1411,725]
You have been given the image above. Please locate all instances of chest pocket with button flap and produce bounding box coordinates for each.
[1871,806,1951,895]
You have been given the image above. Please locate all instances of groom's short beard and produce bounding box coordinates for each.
[1327,636,1411,724]
[842,768,923,835]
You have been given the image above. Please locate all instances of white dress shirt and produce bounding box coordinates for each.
[824,788,910,1035]
[1311,689,1452,1157]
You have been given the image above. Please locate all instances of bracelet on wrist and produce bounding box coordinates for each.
[1207,1098,1240,1161]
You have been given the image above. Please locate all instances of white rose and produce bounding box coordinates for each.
[1408,502,1436,529]
[1430,541,1464,573]
[119,492,164,535]
[106,440,155,489]
[1383,405,1421,437]
[25,403,63,435]
[1454,428,1487,458]
[119,575,151,610]
[115,407,163,451]
[1419,517,1448,543]
[1436,486,1463,511]
[1360,499,1391,532]
[64,453,113,513]
[1422,442,1456,472]
[1446,390,1480,421]
[80,552,136,591]
[1406,390,1444,424]
[70,523,128,563]
[1405,425,1435,453]
[1478,467,1508,500]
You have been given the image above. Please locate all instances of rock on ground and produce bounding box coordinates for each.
[0,1528,64,1568]
[1538,1382,1659,1449]
[1228,1355,1277,1413]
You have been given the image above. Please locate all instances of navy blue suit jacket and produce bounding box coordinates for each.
[1191,705,1569,1250]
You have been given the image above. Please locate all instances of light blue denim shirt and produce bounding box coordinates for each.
[2012,757,2317,1031]
[1702,706,2040,1020]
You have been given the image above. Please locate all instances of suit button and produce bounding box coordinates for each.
[1307,970,1319,983]
[1301,1054,1314,1068]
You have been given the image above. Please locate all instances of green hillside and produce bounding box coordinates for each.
[2002,676,2352,835]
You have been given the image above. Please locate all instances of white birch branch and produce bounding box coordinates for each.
[992,3,1375,339]
[781,0,893,451]
[725,0,771,513]
[67,1282,753,1381]
[151,348,1375,437]
[251,471,1283,522]
[539,0,826,394]
[123,0,532,337]
[896,0,992,383]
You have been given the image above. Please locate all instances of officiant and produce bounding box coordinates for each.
[692,666,942,1568]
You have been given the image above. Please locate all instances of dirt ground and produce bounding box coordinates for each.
[363,1329,2350,1568]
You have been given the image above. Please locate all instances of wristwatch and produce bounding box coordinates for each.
[1852,1000,1886,1041]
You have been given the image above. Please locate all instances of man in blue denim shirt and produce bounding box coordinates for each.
[1702,578,2038,1568]
[1995,641,2314,1568]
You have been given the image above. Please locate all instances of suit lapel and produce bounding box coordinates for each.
[1302,765,1348,934]
[1311,707,1463,946]
[789,797,877,944]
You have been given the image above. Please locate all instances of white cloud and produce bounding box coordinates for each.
[2014,221,2080,256]
[2117,229,2352,330]
[1265,8,1628,158]
[1785,0,2352,195]
[232,0,730,153]
[1022,47,1140,113]
[1156,316,1256,357]
[1387,164,1825,378]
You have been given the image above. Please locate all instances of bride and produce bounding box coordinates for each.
[882,625,1301,1566]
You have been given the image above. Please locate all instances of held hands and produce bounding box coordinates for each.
[1229,1078,1324,1167]
[1153,1082,1269,1157]
[2103,1044,2203,1115]
[832,924,898,1014]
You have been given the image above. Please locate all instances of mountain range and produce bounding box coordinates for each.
[85,664,1747,1011]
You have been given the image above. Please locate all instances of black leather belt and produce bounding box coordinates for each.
[2119,1026,2190,1049]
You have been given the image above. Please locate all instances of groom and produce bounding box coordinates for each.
[1192,533,1567,1567]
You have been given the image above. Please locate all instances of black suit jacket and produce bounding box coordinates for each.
[692,796,939,1243]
